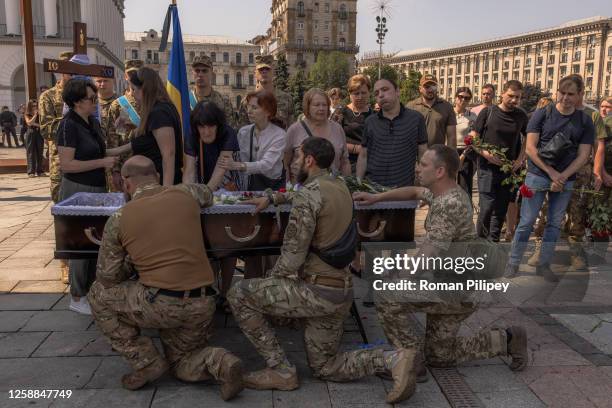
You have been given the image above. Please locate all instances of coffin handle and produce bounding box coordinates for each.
[357,220,387,238]
[84,227,102,246]
[224,225,261,243]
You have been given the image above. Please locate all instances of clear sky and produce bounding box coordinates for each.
[124,0,611,56]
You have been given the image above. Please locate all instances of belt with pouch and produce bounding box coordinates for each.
[306,275,352,294]
[155,286,216,299]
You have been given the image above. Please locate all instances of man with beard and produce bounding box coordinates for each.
[407,75,457,148]
[228,138,417,404]
[353,144,528,391]
[88,155,244,400]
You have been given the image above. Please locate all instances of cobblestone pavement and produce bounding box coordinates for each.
[1,147,611,407]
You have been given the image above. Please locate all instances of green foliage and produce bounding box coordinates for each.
[520,83,551,113]
[308,51,351,91]
[288,68,312,115]
[361,64,399,85]
[274,54,290,92]
[400,70,422,105]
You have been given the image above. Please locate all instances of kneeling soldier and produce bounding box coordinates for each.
[229,138,417,404]
[89,155,243,400]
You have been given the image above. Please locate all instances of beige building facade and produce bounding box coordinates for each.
[260,0,359,74]
[125,30,260,109]
[359,17,612,104]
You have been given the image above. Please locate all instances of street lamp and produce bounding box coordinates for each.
[375,14,388,80]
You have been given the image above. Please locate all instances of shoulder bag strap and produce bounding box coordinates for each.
[300,119,315,139]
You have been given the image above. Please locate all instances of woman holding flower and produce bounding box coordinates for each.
[506,75,595,281]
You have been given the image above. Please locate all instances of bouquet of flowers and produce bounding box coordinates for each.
[588,195,611,239]
[214,191,263,205]
[338,175,392,194]
[464,134,526,192]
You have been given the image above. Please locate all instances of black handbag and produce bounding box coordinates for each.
[537,105,582,166]
[311,217,358,269]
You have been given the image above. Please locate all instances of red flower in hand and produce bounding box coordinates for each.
[278,187,287,193]
[464,135,473,146]
[519,184,534,198]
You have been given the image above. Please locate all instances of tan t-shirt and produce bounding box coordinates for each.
[285,119,349,183]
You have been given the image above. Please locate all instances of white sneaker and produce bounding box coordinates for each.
[69,298,92,315]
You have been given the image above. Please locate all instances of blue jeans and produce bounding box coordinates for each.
[509,172,574,266]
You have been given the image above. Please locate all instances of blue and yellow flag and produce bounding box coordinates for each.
[160,2,192,154]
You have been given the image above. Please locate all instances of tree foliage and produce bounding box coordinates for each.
[361,64,400,86]
[274,53,290,92]
[288,68,312,115]
[520,83,551,113]
[400,70,422,105]
[308,51,351,91]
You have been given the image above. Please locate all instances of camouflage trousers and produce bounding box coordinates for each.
[88,280,231,382]
[376,299,507,367]
[227,276,388,381]
[534,164,592,242]
[48,140,61,203]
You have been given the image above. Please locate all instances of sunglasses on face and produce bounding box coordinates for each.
[457,95,472,101]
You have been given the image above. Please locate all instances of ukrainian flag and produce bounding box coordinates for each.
[160,2,192,154]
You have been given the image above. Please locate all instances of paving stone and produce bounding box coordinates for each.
[0,293,62,310]
[48,388,154,408]
[78,336,118,357]
[0,281,18,292]
[327,376,387,407]
[84,356,132,389]
[33,331,101,357]
[273,382,331,408]
[152,386,273,408]
[0,357,102,391]
[477,389,547,408]
[12,280,67,293]
[0,310,36,331]
[458,365,528,393]
[0,332,49,358]
[394,390,452,407]
[21,311,93,332]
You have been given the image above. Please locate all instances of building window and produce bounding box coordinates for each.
[236,95,241,108]
[493,73,498,83]
[314,2,319,12]
[440,68,445,76]
[340,23,346,33]
[297,37,304,47]
[212,73,217,86]
[224,74,229,86]
[560,53,568,63]
[512,71,519,80]
[547,55,555,64]
[503,72,508,82]
[324,37,329,46]
[249,53,254,64]
[223,52,229,63]
[572,64,580,74]
[561,39,568,50]
[325,3,330,12]
[573,36,581,47]
[339,38,346,48]
[524,71,530,82]
[153,52,159,64]
[503,49,509,58]
[586,63,594,75]
[297,1,305,16]
[609,46,612,56]
[297,22,304,30]
[189,51,195,62]
[457,60,462,74]
[536,43,543,54]
[236,72,242,87]
[339,3,348,19]
[236,52,242,64]
[547,67,554,78]
[537,56,543,66]
[297,53,304,63]
[131,49,139,59]
[324,21,329,30]
[587,48,595,60]
[547,41,555,50]
[503,61,509,70]
[560,66,567,76]
[573,50,581,61]
[513,47,520,55]
[525,45,531,54]
[147,50,152,60]
[547,80,553,90]
[483,74,488,83]
[587,35,596,46]
[525,57,531,67]
[314,37,319,45]
[314,20,318,29]
[514,60,520,69]
[211,52,216,62]
[249,74,254,86]
[536,69,542,80]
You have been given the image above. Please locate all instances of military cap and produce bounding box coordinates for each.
[124,59,144,73]
[192,55,213,68]
[255,55,274,70]
[420,74,438,87]
[59,51,74,61]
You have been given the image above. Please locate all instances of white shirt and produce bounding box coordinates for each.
[455,109,478,148]
[237,123,286,180]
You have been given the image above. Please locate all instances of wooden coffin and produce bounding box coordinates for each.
[52,193,417,259]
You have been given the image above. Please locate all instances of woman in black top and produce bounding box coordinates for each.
[111,67,183,185]
[331,74,373,169]
[56,78,116,315]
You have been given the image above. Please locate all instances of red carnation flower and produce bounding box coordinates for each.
[278,187,287,193]
[519,184,534,198]
[464,135,473,146]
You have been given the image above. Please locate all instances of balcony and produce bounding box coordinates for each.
[231,61,249,67]
[232,84,246,90]
[338,11,348,19]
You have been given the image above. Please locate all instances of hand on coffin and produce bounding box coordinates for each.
[352,191,379,206]
[242,196,271,213]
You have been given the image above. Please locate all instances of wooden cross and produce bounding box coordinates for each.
[43,22,115,78]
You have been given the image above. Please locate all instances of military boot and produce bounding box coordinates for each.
[569,243,588,270]
[527,239,542,267]
[121,358,169,390]
[506,326,528,371]
[386,348,417,404]
[60,260,69,284]
[243,365,299,391]
[218,353,244,401]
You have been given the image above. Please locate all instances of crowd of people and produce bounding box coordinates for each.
[29,49,610,403]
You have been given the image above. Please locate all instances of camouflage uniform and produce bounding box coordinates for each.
[99,93,118,191]
[88,183,234,381]
[192,88,237,129]
[107,91,140,176]
[376,187,508,367]
[237,88,295,130]
[228,170,389,380]
[38,83,66,203]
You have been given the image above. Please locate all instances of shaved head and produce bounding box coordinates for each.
[121,155,157,181]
